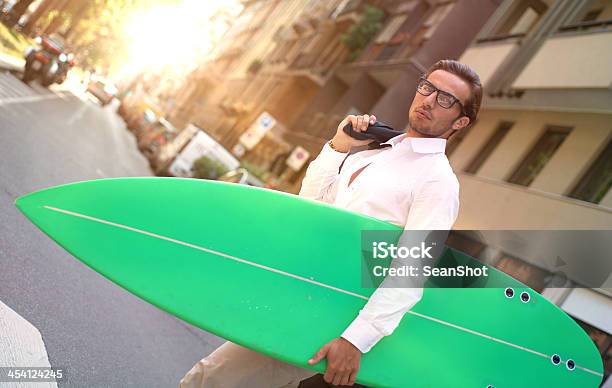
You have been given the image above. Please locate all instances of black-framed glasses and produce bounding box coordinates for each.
[416,78,466,115]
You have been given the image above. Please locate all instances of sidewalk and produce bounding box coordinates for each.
[0,52,24,72]
[0,300,58,387]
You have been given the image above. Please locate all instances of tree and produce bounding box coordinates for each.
[62,1,90,40]
[340,5,384,61]
[42,0,70,35]
[22,0,59,35]
[5,0,36,27]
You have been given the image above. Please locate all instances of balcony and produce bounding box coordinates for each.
[459,42,520,87]
[513,31,612,89]
[558,18,612,34]
[285,43,350,85]
[454,173,612,230]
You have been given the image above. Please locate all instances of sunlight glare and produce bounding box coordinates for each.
[121,0,240,78]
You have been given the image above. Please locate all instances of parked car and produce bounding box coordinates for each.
[137,117,177,165]
[118,92,163,133]
[23,35,76,87]
[218,168,264,187]
[87,76,118,106]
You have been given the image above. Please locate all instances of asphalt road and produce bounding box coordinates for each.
[0,71,224,387]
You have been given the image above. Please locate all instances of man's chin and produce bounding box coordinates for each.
[409,118,449,138]
[408,121,433,136]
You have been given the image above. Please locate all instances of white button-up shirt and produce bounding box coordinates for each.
[299,133,460,353]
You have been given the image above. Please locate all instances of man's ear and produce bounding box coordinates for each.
[452,116,470,130]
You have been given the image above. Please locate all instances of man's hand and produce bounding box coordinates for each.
[331,114,377,153]
[308,337,361,386]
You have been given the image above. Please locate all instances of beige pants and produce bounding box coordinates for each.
[180,341,316,388]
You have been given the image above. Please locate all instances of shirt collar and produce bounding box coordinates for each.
[381,133,447,154]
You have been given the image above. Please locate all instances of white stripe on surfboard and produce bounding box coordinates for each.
[43,206,368,300]
[43,205,603,378]
[407,310,602,376]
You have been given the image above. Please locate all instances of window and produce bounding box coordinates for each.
[422,2,455,40]
[375,15,408,44]
[465,121,513,174]
[507,125,572,187]
[374,12,415,61]
[481,0,549,41]
[495,254,551,293]
[409,2,455,47]
[568,138,612,204]
[559,0,612,32]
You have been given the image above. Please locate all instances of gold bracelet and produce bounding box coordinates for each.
[328,139,348,153]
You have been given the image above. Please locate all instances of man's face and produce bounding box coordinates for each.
[408,70,471,138]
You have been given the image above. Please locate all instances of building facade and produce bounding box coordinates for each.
[170,0,611,382]
[456,0,612,383]
[169,0,501,190]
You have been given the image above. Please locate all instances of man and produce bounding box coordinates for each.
[180,59,482,388]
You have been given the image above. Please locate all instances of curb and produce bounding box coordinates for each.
[0,53,24,72]
[0,300,58,387]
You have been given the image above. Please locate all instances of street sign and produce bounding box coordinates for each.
[286,146,310,171]
[239,112,276,150]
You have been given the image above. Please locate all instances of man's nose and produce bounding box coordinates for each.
[422,91,437,109]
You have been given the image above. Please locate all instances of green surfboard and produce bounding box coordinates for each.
[15,178,603,387]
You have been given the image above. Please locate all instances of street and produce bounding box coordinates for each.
[1,0,610,384]
[0,71,224,387]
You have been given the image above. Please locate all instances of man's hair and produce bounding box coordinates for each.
[424,59,482,126]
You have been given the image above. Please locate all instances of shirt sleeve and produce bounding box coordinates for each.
[341,173,460,353]
[298,142,348,204]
